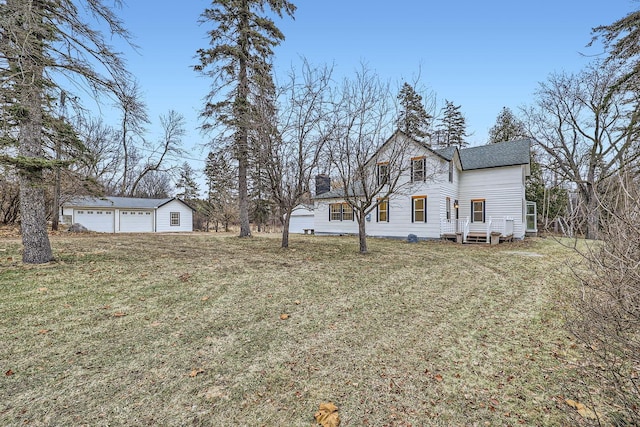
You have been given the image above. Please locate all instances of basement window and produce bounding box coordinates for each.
[170,212,180,226]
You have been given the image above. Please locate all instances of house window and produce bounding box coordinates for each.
[411,157,426,182]
[449,161,454,183]
[412,196,427,223]
[341,203,354,221]
[377,198,389,222]
[329,203,342,221]
[329,203,354,221]
[446,197,451,221]
[377,162,389,186]
[170,212,180,226]
[471,199,485,223]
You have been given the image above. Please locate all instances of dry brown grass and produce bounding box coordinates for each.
[0,233,587,426]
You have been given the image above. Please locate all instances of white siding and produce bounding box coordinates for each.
[289,206,315,233]
[458,165,526,239]
[156,200,193,232]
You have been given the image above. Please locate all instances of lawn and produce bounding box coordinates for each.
[1,233,588,426]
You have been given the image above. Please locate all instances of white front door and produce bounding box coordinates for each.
[119,210,154,232]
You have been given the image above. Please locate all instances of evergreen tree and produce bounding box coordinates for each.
[488,107,528,143]
[195,0,295,237]
[204,149,237,231]
[0,0,132,263]
[436,100,468,148]
[175,162,200,202]
[397,82,432,142]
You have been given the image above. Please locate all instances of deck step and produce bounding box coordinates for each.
[465,232,488,244]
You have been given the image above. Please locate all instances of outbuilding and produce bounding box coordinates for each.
[61,196,194,233]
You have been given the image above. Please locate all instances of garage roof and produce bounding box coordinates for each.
[63,196,189,209]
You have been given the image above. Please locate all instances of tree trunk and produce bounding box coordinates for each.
[281,211,291,248]
[237,0,251,238]
[585,186,599,240]
[358,215,368,254]
[14,1,53,263]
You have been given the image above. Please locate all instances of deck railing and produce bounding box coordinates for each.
[486,217,514,237]
[462,217,470,242]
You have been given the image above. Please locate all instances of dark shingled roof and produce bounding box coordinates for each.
[63,196,192,210]
[458,139,531,170]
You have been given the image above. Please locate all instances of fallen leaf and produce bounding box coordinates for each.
[434,374,443,382]
[149,321,161,327]
[38,329,49,334]
[280,313,290,320]
[294,300,301,305]
[565,398,600,420]
[113,312,126,317]
[201,296,209,301]
[314,402,340,427]
[38,287,48,293]
[5,369,14,376]
[189,368,204,377]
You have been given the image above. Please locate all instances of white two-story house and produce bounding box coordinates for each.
[312,130,536,242]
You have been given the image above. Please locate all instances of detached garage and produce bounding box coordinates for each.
[61,196,194,233]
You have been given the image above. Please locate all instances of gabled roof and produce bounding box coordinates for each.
[63,196,194,210]
[458,139,531,170]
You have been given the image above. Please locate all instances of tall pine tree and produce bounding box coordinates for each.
[195,0,295,237]
[488,107,527,143]
[436,100,467,148]
[397,82,432,142]
[0,0,132,263]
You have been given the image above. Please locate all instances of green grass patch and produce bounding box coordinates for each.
[1,233,586,425]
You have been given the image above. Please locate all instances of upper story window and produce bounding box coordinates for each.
[471,199,485,223]
[411,157,426,182]
[448,161,454,183]
[377,162,389,186]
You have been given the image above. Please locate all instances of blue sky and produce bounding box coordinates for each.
[107,0,636,167]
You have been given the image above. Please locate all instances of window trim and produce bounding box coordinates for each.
[329,203,354,221]
[446,197,451,221]
[170,211,180,226]
[411,156,426,182]
[411,195,427,223]
[377,162,389,186]
[376,198,389,223]
[471,199,485,223]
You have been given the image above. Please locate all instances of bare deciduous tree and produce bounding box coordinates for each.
[258,61,334,248]
[326,66,413,254]
[522,61,640,239]
[568,173,640,424]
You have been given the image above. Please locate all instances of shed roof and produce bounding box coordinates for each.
[63,196,192,210]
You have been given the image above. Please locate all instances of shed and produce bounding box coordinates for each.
[61,196,194,233]
[288,205,315,234]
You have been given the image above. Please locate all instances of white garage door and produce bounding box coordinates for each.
[119,210,154,232]
[74,209,114,233]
